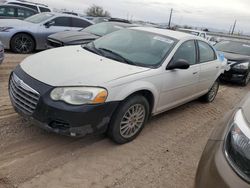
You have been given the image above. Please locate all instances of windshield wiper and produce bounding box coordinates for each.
[82,42,103,56]
[98,48,136,65]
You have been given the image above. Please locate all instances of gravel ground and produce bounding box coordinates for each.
[0,53,249,188]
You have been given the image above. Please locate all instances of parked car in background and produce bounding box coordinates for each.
[215,40,250,86]
[0,12,93,53]
[207,35,218,46]
[0,4,37,19]
[4,0,51,13]
[47,22,137,48]
[9,28,223,144]
[0,41,4,64]
[195,92,250,188]
[177,28,207,39]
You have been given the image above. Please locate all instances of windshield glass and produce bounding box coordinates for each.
[83,29,176,67]
[25,13,54,23]
[83,22,125,36]
[215,41,250,56]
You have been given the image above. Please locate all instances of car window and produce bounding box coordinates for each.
[25,13,54,23]
[17,8,36,18]
[52,17,71,27]
[39,7,50,12]
[198,41,216,63]
[172,40,196,65]
[71,18,91,28]
[0,6,15,17]
[214,41,250,56]
[91,29,177,67]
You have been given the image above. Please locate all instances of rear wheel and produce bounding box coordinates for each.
[10,33,35,54]
[108,95,149,144]
[201,80,219,103]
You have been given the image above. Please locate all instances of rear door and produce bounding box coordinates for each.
[196,40,220,94]
[158,40,200,112]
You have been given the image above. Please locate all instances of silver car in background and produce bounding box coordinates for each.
[0,41,4,64]
[0,12,93,53]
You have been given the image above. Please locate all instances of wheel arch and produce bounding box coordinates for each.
[109,81,159,115]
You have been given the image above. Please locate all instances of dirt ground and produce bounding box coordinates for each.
[0,53,249,188]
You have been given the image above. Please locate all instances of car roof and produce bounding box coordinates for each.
[6,0,49,8]
[38,12,93,22]
[131,27,201,40]
[0,4,38,12]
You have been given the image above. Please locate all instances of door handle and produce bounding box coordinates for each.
[216,66,219,69]
[193,72,198,75]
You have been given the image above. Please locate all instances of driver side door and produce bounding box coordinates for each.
[157,40,200,112]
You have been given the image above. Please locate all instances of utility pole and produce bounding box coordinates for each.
[231,20,237,35]
[168,8,173,29]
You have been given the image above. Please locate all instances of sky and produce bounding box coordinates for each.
[34,0,250,34]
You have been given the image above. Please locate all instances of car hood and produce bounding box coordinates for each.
[48,31,99,44]
[219,51,250,62]
[20,45,150,87]
[0,19,34,27]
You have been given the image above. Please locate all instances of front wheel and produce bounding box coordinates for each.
[108,95,149,144]
[201,80,219,103]
[10,33,35,54]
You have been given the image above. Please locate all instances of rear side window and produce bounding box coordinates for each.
[39,7,50,12]
[17,8,36,18]
[53,17,71,27]
[0,6,15,17]
[71,18,92,28]
[173,40,197,65]
[198,41,216,63]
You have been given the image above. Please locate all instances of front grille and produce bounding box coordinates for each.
[47,39,63,48]
[9,73,40,115]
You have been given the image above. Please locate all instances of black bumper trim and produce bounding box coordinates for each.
[10,66,120,137]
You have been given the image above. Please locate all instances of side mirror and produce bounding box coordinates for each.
[166,59,190,70]
[44,20,55,28]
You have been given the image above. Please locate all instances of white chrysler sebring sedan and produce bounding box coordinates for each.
[9,27,224,144]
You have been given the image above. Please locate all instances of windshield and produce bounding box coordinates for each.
[25,13,54,23]
[83,22,126,36]
[83,29,177,67]
[215,41,250,56]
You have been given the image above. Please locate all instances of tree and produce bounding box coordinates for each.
[86,5,111,17]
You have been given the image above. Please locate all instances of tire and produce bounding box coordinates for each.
[201,80,219,103]
[10,33,35,54]
[241,72,250,86]
[108,95,150,144]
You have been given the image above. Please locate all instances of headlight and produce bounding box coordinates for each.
[233,62,249,70]
[225,109,250,182]
[50,87,108,105]
[0,27,13,32]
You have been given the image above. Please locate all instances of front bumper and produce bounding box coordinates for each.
[9,66,119,137]
[220,68,249,83]
[195,140,249,188]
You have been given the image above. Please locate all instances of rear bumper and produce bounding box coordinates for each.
[195,140,249,188]
[9,66,119,137]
